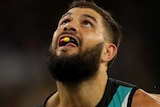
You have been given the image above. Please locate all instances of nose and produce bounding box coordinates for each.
[63,22,78,32]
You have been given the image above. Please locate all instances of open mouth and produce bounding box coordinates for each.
[59,36,78,47]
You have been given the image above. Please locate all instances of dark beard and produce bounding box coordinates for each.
[47,43,104,84]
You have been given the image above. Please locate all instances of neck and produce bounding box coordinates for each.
[54,65,108,107]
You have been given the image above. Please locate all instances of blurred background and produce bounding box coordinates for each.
[0,0,159,107]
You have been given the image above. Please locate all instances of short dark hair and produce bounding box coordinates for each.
[68,0,123,67]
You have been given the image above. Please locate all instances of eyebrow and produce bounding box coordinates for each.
[60,12,97,23]
[82,14,97,23]
[60,12,72,20]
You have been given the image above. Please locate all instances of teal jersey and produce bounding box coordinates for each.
[96,78,138,107]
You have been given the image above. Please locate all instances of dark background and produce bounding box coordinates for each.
[0,0,159,107]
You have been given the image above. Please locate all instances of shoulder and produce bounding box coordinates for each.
[46,92,59,107]
[132,89,160,107]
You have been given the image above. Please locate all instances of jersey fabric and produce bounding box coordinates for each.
[96,78,138,107]
[38,78,138,107]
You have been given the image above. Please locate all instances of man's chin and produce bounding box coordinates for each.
[47,42,103,84]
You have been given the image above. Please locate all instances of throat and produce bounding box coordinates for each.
[55,74,107,107]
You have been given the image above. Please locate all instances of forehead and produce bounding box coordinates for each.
[62,7,103,21]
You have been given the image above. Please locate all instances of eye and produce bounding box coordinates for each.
[61,19,70,25]
[83,21,92,28]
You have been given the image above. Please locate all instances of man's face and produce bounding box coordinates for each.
[47,8,108,83]
[51,7,106,57]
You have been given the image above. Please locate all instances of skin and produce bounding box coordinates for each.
[47,7,160,107]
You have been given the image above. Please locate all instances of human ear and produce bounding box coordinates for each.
[101,43,117,62]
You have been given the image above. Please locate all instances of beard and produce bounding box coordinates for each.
[47,42,104,84]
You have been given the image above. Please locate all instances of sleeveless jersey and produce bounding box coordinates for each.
[38,78,138,107]
[96,78,138,107]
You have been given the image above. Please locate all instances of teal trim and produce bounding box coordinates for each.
[108,86,132,107]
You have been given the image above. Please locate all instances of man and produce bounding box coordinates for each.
[40,0,160,107]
